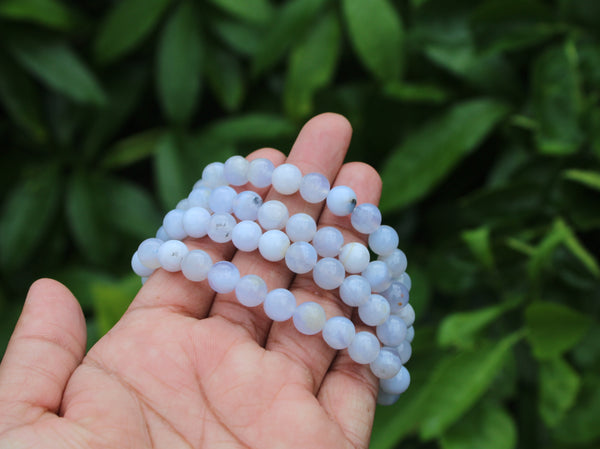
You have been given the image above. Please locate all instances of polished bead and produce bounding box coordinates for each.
[396,303,415,327]
[369,348,402,379]
[209,186,237,214]
[257,200,289,230]
[156,226,170,241]
[247,158,274,188]
[377,389,401,406]
[398,272,412,291]
[223,155,249,186]
[322,316,355,350]
[207,261,240,293]
[232,220,262,252]
[158,240,189,272]
[380,366,410,395]
[182,207,211,238]
[312,226,344,257]
[258,229,290,262]
[163,209,187,240]
[382,281,410,314]
[351,203,381,234]
[338,242,370,274]
[358,294,391,326]
[396,341,412,364]
[293,302,326,335]
[264,288,296,321]
[235,274,268,307]
[313,257,345,290]
[379,248,407,278]
[368,225,399,256]
[285,241,317,274]
[132,251,154,277]
[232,190,262,221]
[285,213,317,242]
[202,162,227,188]
[207,213,236,243]
[271,163,302,195]
[181,250,213,281]
[406,326,414,343]
[176,198,190,210]
[339,275,371,307]
[299,172,330,203]
[326,186,357,216]
[137,238,163,269]
[348,332,380,364]
[188,186,211,209]
[362,261,392,292]
[376,315,407,346]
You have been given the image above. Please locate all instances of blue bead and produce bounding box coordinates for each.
[264,288,296,321]
[322,316,355,349]
[379,366,410,395]
[376,315,407,346]
[351,203,382,234]
[348,331,380,364]
[293,302,326,335]
[207,261,240,293]
[235,274,268,307]
[369,348,402,379]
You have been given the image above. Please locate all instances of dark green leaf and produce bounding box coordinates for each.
[461,226,494,269]
[210,17,261,57]
[203,113,296,144]
[154,133,189,209]
[94,0,173,65]
[205,45,244,112]
[102,129,164,169]
[539,357,581,427]
[554,375,600,444]
[92,275,140,335]
[380,98,510,212]
[0,0,78,31]
[383,81,449,103]
[54,267,114,311]
[525,302,591,359]
[156,0,203,124]
[342,0,403,81]
[207,0,273,24]
[563,169,600,192]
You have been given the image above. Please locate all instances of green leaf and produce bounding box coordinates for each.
[539,357,581,427]
[563,169,600,192]
[156,1,203,124]
[532,40,583,155]
[8,37,106,105]
[0,0,78,31]
[440,402,517,449]
[203,113,296,144]
[0,165,60,269]
[154,133,190,210]
[207,0,273,24]
[380,98,510,212]
[94,0,172,65]
[251,0,327,76]
[205,45,244,112]
[284,11,340,119]
[102,129,164,169]
[461,226,494,269]
[53,267,114,311]
[554,375,600,444]
[210,17,261,57]
[342,0,403,82]
[525,302,591,359]
[92,275,139,335]
[383,81,449,103]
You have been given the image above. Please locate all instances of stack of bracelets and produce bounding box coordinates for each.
[131,155,414,406]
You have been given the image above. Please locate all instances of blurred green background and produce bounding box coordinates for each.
[0,0,599,447]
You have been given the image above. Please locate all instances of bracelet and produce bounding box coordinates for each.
[131,155,415,405]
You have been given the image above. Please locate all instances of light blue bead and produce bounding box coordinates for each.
[156,226,170,241]
[176,198,190,210]
[338,242,370,274]
[358,294,391,326]
[232,220,262,252]
[377,389,401,406]
[209,186,237,214]
[235,274,268,307]
[232,190,262,221]
[380,366,410,395]
[132,251,154,277]
[397,304,415,327]
[207,261,240,294]
[348,331,380,364]
[379,248,407,278]
[368,225,399,256]
[322,316,355,349]
[376,315,407,346]
[312,226,344,257]
[398,272,412,291]
[299,172,330,203]
[339,275,371,307]
[285,213,317,242]
[396,341,412,364]
[258,230,290,262]
[326,185,357,216]
[182,207,211,238]
[163,209,187,240]
[351,203,382,234]
[257,200,289,230]
[137,238,163,269]
[272,163,302,195]
[406,326,414,343]
[362,261,392,292]
[293,301,326,335]
[188,186,211,209]
[369,348,402,379]
[158,240,189,272]
[285,241,317,274]
[202,162,227,188]
[247,158,274,188]
[313,257,345,290]
[264,288,296,321]
[223,155,249,186]
[207,213,236,243]
[382,281,410,314]
[181,250,213,282]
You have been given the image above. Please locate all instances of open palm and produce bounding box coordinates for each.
[0,114,382,449]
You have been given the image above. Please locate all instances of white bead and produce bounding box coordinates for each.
[358,294,391,326]
[207,213,236,243]
[271,163,302,195]
[285,241,317,274]
[181,250,213,281]
[339,275,371,307]
[338,242,370,274]
[209,186,237,214]
[158,240,189,272]
[313,257,345,290]
[258,230,290,262]
[382,281,410,314]
[322,316,355,349]
[377,389,401,406]
[176,198,190,210]
[202,162,227,188]
[182,207,211,238]
[223,155,249,186]
[368,225,399,256]
[351,203,382,234]
[396,303,415,327]
[207,261,240,293]
[232,190,262,221]
[163,209,187,240]
[264,288,296,321]
[362,261,392,293]
[188,186,211,209]
[293,302,326,335]
[312,226,344,257]
[406,326,414,343]
[380,366,410,395]
[348,331,380,364]
[235,274,268,307]
[137,238,163,269]
[396,341,412,364]
[376,315,407,346]
[156,226,170,241]
[232,220,262,252]
[299,172,330,203]
[326,185,357,216]
[285,213,317,242]
[379,249,407,278]
[247,158,274,188]
[257,200,289,230]
[132,251,154,277]
[398,272,412,291]
[369,348,402,379]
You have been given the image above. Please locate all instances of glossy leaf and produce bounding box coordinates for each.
[554,376,600,444]
[0,0,78,30]
[383,82,449,103]
[461,226,494,269]
[154,133,190,210]
[102,129,164,169]
[207,0,273,24]
[203,114,296,144]
[563,169,600,192]
[210,17,261,57]
[205,45,244,112]
[539,357,580,427]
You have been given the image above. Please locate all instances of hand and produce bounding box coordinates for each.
[0,113,382,449]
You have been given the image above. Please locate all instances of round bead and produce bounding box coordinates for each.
[182,207,211,238]
[338,242,370,274]
[207,213,236,243]
[202,162,227,188]
[358,294,391,326]
[156,226,170,241]
[293,302,326,335]
[209,186,237,214]
[188,186,211,209]
[379,249,407,278]
[312,226,344,257]
[232,191,262,221]
[257,200,289,230]
[258,230,290,262]
[285,241,317,274]
[398,272,412,291]
[271,163,302,195]
[377,389,401,406]
[368,225,399,256]
[207,261,240,293]
[163,209,187,240]
[313,257,345,290]
[235,274,268,307]
[223,155,249,186]
[181,250,213,281]
[232,220,262,252]
[396,341,412,364]
[362,261,392,293]
[264,288,296,321]
[351,203,382,234]
[382,281,410,314]
[132,251,154,277]
[176,198,190,210]
[247,158,274,188]
[348,332,380,364]
[396,303,415,327]
[326,186,357,216]
[137,238,163,269]
[299,172,330,203]
[376,315,408,346]
[322,316,355,350]
[285,213,317,242]
[380,366,410,395]
[406,326,414,343]
[339,275,371,307]
[158,240,189,272]
[370,348,402,379]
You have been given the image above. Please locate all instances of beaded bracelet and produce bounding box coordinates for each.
[131,155,415,405]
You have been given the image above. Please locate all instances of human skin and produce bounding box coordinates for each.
[0,113,382,449]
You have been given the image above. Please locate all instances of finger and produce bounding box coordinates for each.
[0,279,87,431]
[266,162,382,391]
[209,113,352,343]
[128,148,284,319]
